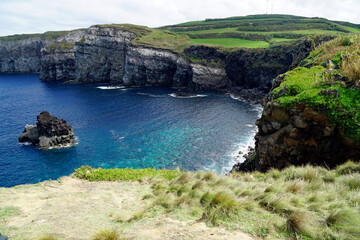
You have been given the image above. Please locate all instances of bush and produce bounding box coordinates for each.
[91,229,128,240]
[337,161,360,175]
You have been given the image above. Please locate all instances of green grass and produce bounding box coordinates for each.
[74,161,360,239]
[162,14,360,46]
[132,29,191,53]
[272,38,294,42]
[96,24,152,37]
[0,206,21,220]
[73,166,182,181]
[190,38,270,48]
[91,229,129,240]
[39,234,60,240]
[273,35,360,141]
[45,41,75,51]
[96,24,192,54]
[0,29,84,41]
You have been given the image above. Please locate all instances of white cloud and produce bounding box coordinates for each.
[0,0,359,36]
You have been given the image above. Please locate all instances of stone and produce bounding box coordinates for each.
[19,111,74,149]
[19,124,39,144]
[233,101,360,172]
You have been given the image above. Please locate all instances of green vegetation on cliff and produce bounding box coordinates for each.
[97,24,192,54]
[272,35,360,141]
[44,41,75,51]
[74,161,360,239]
[0,29,84,41]
[74,166,182,181]
[190,38,270,48]
[161,14,360,48]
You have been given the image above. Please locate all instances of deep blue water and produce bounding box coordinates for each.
[0,74,261,187]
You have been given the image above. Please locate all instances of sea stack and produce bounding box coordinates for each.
[19,111,75,149]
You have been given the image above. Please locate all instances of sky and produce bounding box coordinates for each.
[0,0,359,36]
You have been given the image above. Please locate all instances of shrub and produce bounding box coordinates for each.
[337,161,360,175]
[326,208,360,239]
[39,234,59,240]
[203,191,242,225]
[342,174,360,190]
[286,211,318,238]
[91,229,128,240]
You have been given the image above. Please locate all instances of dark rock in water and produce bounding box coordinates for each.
[18,125,39,145]
[19,111,74,149]
[231,147,256,172]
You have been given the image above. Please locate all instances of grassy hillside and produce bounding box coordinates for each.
[272,34,360,142]
[161,14,360,48]
[70,161,360,240]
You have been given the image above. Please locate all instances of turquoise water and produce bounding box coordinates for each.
[0,74,261,187]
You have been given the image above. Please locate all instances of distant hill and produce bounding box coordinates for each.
[160,14,360,48]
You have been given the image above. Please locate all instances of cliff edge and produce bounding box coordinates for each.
[233,35,360,172]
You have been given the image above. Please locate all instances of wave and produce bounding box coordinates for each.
[229,93,243,101]
[19,142,32,146]
[45,137,79,150]
[169,93,207,98]
[225,131,257,173]
[97,86,126,90]
[245,124,254,128]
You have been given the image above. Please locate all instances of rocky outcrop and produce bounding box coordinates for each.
[0,30,84,75]
[123,46,193,88]
[250,102,359,171]
[0,25,332,100]
[40,47,76,81]
[190,63,229,90]
[19,111,75,149]
[74,26,134,83]
[0,37,44,73]
[225,38,315,92]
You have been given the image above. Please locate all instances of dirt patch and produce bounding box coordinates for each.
[0,177,254,240]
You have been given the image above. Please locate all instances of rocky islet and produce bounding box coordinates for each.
[19,111,75,149]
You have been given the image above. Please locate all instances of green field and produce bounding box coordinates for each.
[160,14,360,49]
[190,38,270,48]
[272,38,294,42]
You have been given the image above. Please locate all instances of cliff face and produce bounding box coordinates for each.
[225,39,315,98]
[0,30,84,79]
[0,26,322,99]
[232,35,360,172]
[74,26,134,83]
[123,46,192,87]
[0,37,44,73]
[40,48,76,81]
[252,102,358,171]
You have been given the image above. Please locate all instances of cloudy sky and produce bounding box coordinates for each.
[1,0,359,36]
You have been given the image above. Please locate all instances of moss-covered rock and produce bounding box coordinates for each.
[235,34,360,172]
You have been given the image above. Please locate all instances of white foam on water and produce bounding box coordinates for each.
[169,93,207,98]
[245,124,254,127]
[19,142,32,146]
[229,93,243,101]
[45,136,79,150]
[97,86,126,90]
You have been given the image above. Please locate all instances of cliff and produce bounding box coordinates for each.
[0,24,322,100]
[0,30,85,75]
[233,35,360,172]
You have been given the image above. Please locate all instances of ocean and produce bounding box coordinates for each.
[0,74,261,187]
